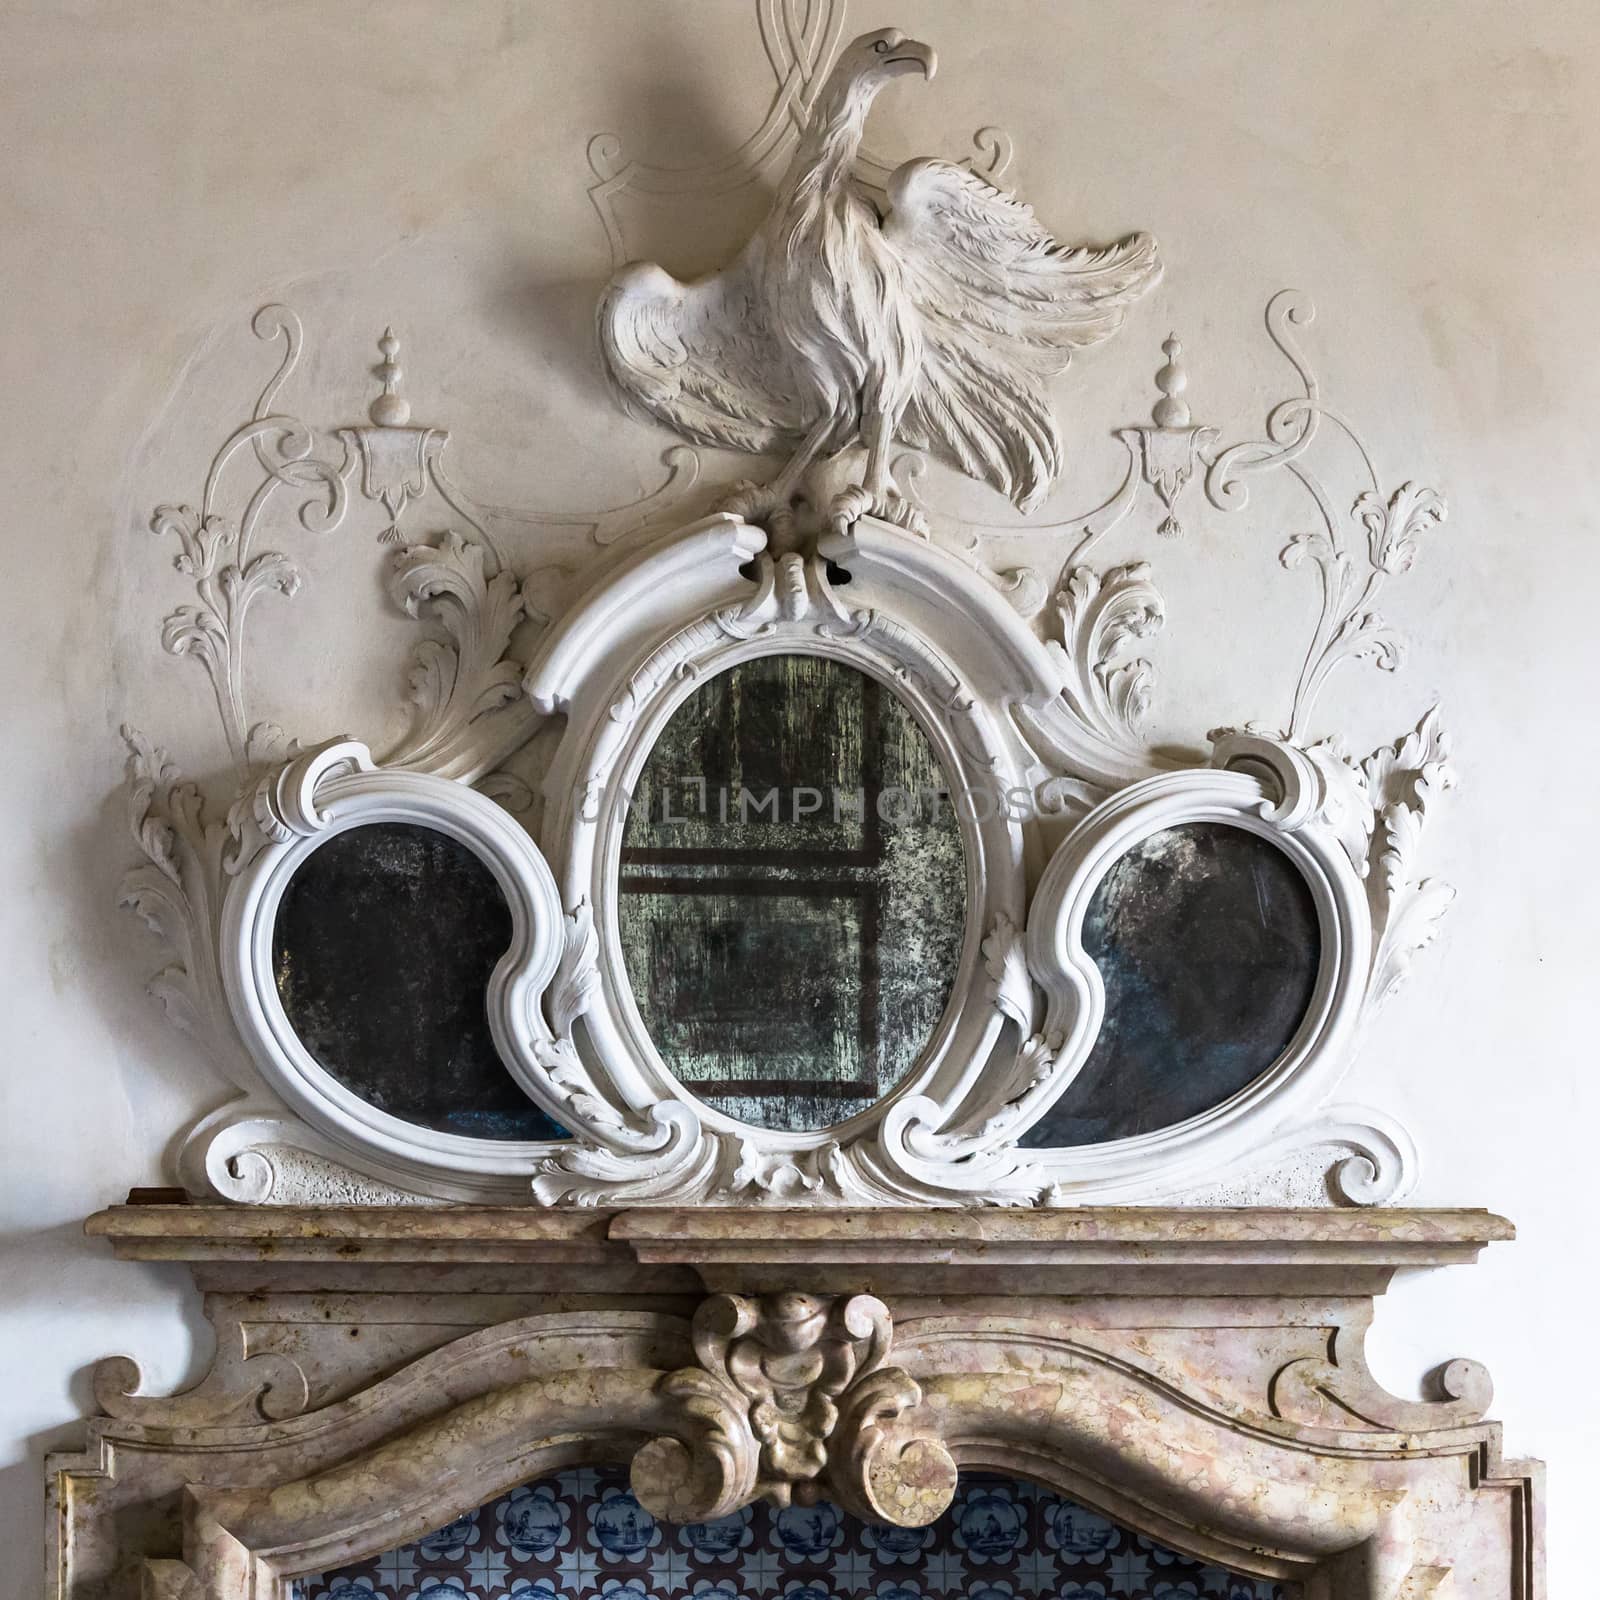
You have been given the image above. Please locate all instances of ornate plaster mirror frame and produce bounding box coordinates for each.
[222,748,567,1195]
[122,20,1452,1213]
[184,498,1418,1209]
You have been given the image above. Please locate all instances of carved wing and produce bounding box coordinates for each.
[883,157,1161,511]
[598,243,804,456]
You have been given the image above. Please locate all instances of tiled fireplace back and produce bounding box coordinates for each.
[295,1469,1294,1600]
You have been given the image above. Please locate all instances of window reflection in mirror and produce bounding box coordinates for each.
[617,654,967,1130]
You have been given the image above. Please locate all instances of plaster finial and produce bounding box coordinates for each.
[369,327,412,428]
[1152,334,1190,430]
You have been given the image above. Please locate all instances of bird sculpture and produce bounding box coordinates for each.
[599,26,1161,538]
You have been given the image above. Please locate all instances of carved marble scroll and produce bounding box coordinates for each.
[632,1292,956,1525]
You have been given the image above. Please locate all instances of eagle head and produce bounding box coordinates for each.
[837,26,937,85]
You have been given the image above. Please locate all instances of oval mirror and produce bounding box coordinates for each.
[617,653,967,1130]
[273,821,565,1141]
[1023,820,1321,1147]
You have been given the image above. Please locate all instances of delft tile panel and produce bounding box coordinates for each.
[295,1468,1296,1600]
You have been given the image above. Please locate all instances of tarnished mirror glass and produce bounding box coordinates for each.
[1024,821,1320,1147]
[273,822,565,1141]
[618,654,967,1129]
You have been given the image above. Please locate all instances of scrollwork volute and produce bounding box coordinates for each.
[631,1293,955,1527]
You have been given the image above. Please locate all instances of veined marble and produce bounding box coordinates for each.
[50,1205,1540,1600]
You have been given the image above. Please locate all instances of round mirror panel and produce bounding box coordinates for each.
[1023,821,1320,1147]
[273,821,566,1141]
[618,654,967,1130]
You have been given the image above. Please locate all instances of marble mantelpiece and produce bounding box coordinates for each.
[51,1206,1541,1600]
[86,1201,1511,1281]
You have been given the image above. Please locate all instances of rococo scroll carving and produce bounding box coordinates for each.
[631,1292,956,1527]
[90,1345,311,1428]
[1270,1315,1494,1434]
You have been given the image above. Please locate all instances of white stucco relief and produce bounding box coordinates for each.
[119,20,1454,1211]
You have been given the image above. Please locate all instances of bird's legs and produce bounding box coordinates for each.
[828,399,928,537]
[717,394,927,545]
[718,409,843,545]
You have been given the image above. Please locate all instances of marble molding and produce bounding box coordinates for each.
[50,1206,1541,1600]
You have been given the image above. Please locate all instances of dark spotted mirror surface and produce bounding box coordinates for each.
[1024,821,1320,1147]
[618,654,967,1130]
[273,822,565,1141]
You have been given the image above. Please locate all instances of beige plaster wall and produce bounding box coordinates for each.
[1,1,1595,1593]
